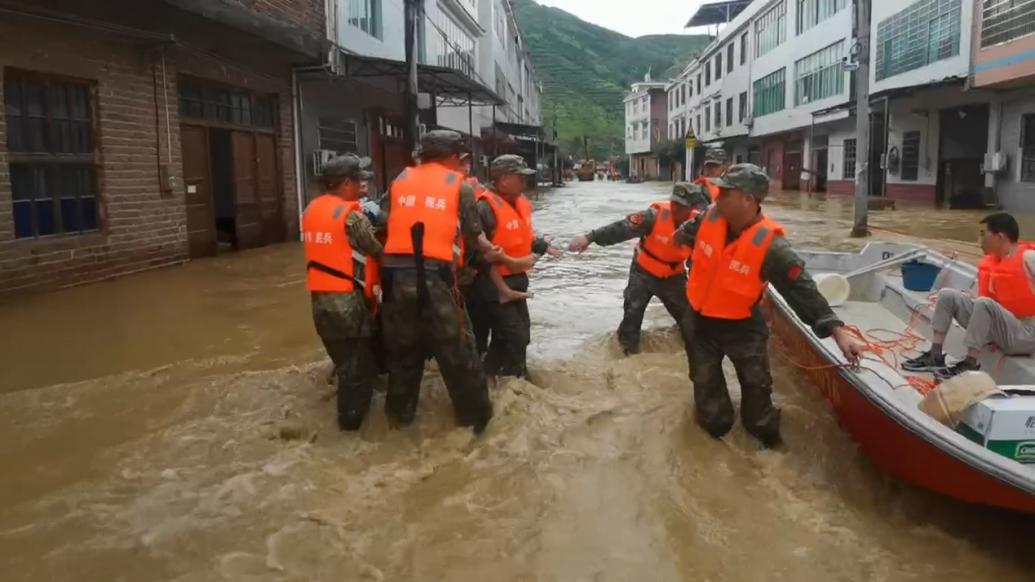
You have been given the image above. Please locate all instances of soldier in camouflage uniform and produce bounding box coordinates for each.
[674,164,862,446]
[468,155,559,378]
[695,147,729,200]
[568,182,711,355]
[304,154,382,431]
[379,130,497,433]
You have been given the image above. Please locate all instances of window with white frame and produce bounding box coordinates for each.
[345,0,382,39]
[795,41,844,105]
[797,0,846,35]
[843,138,857,179]
[755,1,787,57]
[753,68,786,117]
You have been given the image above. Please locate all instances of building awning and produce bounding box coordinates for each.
[493,122,548,140]
[685,1,752,28]
[337,51,504,107]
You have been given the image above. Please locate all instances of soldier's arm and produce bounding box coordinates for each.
[346,211,383,258]
[761,237,844,338]
[586,208,658,246]
[673,211,705,248]
[467,199,497,270]
[458,182,484,239]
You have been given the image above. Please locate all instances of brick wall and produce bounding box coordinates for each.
[0,16,298,298]
[827,180,854,197]
[228,0,326,36]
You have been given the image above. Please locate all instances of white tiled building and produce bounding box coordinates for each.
[660,0,1035,209]
[624,79,669,179]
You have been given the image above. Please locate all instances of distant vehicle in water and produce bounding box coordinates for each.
[575,159,596,182]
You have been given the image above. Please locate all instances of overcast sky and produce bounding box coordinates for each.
[536,0,713,38]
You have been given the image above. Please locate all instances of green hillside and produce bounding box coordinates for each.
[512,0,711,162]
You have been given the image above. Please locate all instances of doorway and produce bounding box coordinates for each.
[180,124,283,257]
[209,128,236,250]
[938,105,989,208]
[783,139,802,190]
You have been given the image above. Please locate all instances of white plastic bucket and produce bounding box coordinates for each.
[814,273,850,307]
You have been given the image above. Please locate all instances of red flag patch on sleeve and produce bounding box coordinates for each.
[787,264,803,281]
[627,213,645,225]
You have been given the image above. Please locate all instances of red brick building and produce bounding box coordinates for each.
[0,0,326,296]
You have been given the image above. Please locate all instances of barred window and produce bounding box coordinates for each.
[753,68,786,117]
[318,117,358,153]
[901,131,921,181]
[5,71,99,238]
[795,41,845,105]
[982,0,1035,47]
[755,1,787,57]
[1021,114,1035,181]
[797,0,847,35]
[843,138,857,179]
[876,0,961,81]
[179,77,275,129]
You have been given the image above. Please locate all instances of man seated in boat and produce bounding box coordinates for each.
[567,182,710,355]
[673,163,863,446]
[903,212,1035,380]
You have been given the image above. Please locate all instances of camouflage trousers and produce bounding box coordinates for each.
[381,267,493,432]
[467,275,531,378]
[682,311,781,446]
[618,262,692,355]
[311,292,378,431]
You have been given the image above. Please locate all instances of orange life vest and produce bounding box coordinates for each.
[635,201,693,278]
[478,190,535,276]
[384,162,463,263]
[977,242,1035,318]
[695,176,720,201]
[302,195,374,300]
[686,206,785,320]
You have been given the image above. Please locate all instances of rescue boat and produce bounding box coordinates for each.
[763,242,1035,513]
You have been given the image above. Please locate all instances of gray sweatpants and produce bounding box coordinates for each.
[932,288,1035,355]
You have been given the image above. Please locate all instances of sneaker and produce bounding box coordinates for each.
[934,358,981,380]
[901,350,944,372]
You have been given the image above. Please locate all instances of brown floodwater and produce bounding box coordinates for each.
[1,182,1033,581]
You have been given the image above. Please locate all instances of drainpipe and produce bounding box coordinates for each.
[291,63,332,239]
[880,95,890,198]
[291,69,304,239]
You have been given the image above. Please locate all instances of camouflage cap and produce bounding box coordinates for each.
[670,181,710,210]
[702,147,728,166]
[490,154,537,177]
[712,163,770,199]
[418,129,468,159]
[322,153,373,182]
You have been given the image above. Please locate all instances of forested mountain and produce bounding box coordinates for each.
[512,0,711,160]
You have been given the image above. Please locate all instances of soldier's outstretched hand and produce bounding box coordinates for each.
[568,234,590,254]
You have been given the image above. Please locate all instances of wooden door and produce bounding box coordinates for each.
[231,131,262,249]
[255,133,283,244]
[181,125,217,258]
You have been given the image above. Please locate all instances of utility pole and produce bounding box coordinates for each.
[851,0,871,238]
[404,0,423,158]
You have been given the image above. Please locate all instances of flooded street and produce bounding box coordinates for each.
[2,181,1034,581]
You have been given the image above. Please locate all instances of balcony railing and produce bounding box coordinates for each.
[982,0,1035,48]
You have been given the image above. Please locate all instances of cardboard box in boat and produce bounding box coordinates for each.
[957,392,1035,464]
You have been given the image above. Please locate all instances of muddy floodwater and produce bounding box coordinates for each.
[2,182,1034,581]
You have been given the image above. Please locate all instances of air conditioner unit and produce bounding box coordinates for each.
[743,116,754,128]
[983,151,1009,174]
[311,149,337,176]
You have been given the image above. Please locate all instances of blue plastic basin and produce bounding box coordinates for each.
[901,260,940,292]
